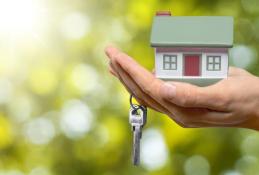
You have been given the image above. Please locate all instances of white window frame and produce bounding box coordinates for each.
[163,54,177,70]
[207,56,221,71]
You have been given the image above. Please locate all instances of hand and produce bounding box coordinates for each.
[105,46,259,131]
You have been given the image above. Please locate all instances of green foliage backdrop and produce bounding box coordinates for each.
[0,0,258,174]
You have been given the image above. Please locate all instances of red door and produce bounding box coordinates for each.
[184,55,200,76]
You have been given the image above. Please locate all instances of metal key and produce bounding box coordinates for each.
[129,105,147,166]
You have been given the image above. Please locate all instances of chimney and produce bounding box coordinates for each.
[156,11,171,16]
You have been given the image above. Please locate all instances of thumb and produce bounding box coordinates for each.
[160,81,220,109]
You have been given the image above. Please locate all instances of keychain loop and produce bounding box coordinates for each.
[129,94,139,110]
[129,94,146,112]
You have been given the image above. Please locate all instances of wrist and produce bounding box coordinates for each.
[239,114,259,131]
[239,77,259,131]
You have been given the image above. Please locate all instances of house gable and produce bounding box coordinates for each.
[150,16,233,48]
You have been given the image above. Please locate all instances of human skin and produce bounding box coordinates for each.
[105,46,259,131]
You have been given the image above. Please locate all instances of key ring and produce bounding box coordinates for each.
[129,94,139,110]
[129,94,147,112]
[130,94,145,111]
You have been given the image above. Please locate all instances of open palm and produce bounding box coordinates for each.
[105,46,259,131]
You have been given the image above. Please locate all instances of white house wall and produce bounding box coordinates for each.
[202,52,228,78]
[155,50,228,78]
[155,51,183,78]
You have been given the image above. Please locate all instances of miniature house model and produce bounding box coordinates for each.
[150,11,233,86]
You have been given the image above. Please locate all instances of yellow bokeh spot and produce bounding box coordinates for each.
[0,114,13,149]
[28,67,58,95]
[162,115,198,148]
[127,0,154,28]
[103,116,127,146]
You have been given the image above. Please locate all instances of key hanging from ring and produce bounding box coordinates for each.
[129,94,147,166]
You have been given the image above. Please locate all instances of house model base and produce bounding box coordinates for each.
[150,12,233,86]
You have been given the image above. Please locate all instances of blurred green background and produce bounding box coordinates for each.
[0,0,259,174]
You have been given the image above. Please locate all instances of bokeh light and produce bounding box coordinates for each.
[60,99,93,139]
[141,128,168,170]
[230,45,257,69]
[0,78,13,104]
[222,170,242,175]
[28,67,58,96]
[241,0,259,14]
[7,95,32,122]
[184,155,210,175]
[0,0,42,32]
[70,64,99,95]
[0,170,24,175]
[60,12,91,40]
[0,114,13,149]
[241,133,259,157]
[29,167,50,175]
[235,156,259,174]
[24,117,55,145]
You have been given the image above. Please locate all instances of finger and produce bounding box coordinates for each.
[111,62,189,122]
[108,64,117,77]
[197,111,238,126]
[111,48,163,102]
[152,69,155,75]
[110,63,147,106]
[171,107,236,128]
[109,62,149,107]
[115,65,168,114]
[105,45,120,60]
[110,61,170,114]
[108,62,118,77]
[159,81,230,111]
[133,95,149,108]
[228,66,252,77]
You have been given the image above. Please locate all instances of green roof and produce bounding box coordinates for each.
[150,16,233,47]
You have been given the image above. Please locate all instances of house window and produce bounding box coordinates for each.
[207,56,221,71]
[163,55,177,70]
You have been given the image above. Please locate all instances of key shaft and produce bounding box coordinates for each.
[133,126,141,165]
[129,106,147,166]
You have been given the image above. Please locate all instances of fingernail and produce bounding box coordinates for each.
[161,83,176,98]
